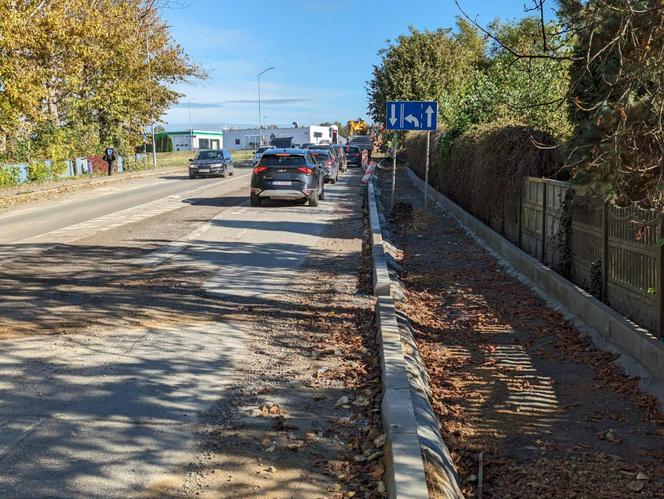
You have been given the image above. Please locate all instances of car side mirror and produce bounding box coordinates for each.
[188,158,193,162]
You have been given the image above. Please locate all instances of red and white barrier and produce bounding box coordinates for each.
[361,160,377,184]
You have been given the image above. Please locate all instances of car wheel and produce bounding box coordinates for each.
[250,194,262,207]
[330,175,337,184]
[309,189,320,207]
[319,182,325,200]
[189,173,196,179]
[229,168,234,176]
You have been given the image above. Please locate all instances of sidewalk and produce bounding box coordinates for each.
[0,165,188,213]
[377,167,663,498]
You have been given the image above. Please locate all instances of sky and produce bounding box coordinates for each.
[161,0,555,131]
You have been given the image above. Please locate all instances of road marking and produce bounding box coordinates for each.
[19,172,251,244]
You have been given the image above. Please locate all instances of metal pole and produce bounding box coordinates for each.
[424,130,430,208]
[189,98,193,145]
[151,124,157,169]
[257,67,275,149]
[146,34,157,169]
[391,131,397,210]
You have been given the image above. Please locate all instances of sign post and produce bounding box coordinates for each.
[385,100,438,210]
[424,131,431,208]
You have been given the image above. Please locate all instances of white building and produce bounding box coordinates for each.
[165,130,224,151]
[223,125,336,151]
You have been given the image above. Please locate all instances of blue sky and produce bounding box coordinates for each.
[162,0,555,131]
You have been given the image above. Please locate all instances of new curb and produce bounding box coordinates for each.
[368,179,463,499]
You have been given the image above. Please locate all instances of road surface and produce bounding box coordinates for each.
[0,166,365,497]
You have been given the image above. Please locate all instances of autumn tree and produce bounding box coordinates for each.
[0,0,203,162]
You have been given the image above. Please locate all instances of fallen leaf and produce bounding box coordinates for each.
[335,396,350,407]
[627,480,644,492]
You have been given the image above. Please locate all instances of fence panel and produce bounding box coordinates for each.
[606,205,661,333]
[543,180,571,270]
[521,178,545,260]
[570,196,604,294]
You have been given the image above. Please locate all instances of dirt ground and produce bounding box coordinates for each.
[153,183,385,498]
[378,167,664,498]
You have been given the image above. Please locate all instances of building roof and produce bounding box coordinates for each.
[164,130,224,136]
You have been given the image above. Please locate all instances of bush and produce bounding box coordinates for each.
[406,120,565,239]
[0,166,20,188]
[27,161,52,182]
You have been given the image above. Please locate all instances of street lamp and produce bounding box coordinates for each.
[258,66,275,147]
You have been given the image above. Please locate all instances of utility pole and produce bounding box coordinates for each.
[146,33,157,169]
[390,131,397,210]
[189,98,193,150]
[257,67,275,148]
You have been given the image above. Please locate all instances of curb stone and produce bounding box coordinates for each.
[406,167,664,408]
[368,178,463,499]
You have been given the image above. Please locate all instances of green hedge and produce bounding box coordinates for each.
[0,166,20,188]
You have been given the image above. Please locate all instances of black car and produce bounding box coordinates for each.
[250,148,324,207]
[188,149,234,178]
[309,149,339,184]
[345,145,362,166]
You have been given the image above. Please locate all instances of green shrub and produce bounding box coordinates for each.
[27,161,52,182]
[0,166,20,188]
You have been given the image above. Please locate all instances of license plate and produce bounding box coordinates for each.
[273,181,291,186]
[199,168,209,172]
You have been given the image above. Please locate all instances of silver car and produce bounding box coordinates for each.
[252,146,275,164]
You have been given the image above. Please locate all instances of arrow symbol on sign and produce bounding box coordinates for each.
[404,114,419,128]
[425,105,434,128]
[389,104,397,126]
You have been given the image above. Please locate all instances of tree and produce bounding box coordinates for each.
[0,0,203,161]
[366,20,486,127]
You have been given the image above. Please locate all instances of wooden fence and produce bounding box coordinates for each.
[513,177,663,338]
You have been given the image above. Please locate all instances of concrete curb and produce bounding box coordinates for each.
[406,168,664,405]
[368,179,463,499]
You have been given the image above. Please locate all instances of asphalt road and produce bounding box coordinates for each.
[0,167,361,497]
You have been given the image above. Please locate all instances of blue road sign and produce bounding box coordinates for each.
[385,100,438,131]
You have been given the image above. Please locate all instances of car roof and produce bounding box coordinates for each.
[263,148,309,155]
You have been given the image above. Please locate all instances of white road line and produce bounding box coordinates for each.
[18,172,251,244]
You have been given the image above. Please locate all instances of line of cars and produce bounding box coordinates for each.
[249,143,365,207]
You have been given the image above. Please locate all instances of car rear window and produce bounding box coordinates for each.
[256,147,271,154]
[346,146,361,154]
[260,154,307,166]
[311,152,331,161]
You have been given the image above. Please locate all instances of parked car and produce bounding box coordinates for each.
[345,145,363,167]
[189,149,234,178]
[310,149,339,184]
[250,148,324,207]
[252,146,275,164]
[308,144,344,175]
[331,144,348,172]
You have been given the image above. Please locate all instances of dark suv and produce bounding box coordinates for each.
[250,149,324,207]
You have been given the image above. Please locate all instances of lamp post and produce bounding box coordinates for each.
[257,66,275,147]
[189,97,193,150]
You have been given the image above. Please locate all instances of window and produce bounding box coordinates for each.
[260,154,306,166]
[235,139,240,145]
[195,150,224,160]
[199,138,210,149]
[313,132,322,138]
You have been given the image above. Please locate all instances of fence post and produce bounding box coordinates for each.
[657,217,664,338]
[541,181,548,262]
[601,200,609,303]
[518,179,524,249]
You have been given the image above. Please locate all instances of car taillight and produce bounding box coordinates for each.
[253,165,268,174]
[325,160,333,166]
[297,167,313,175]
